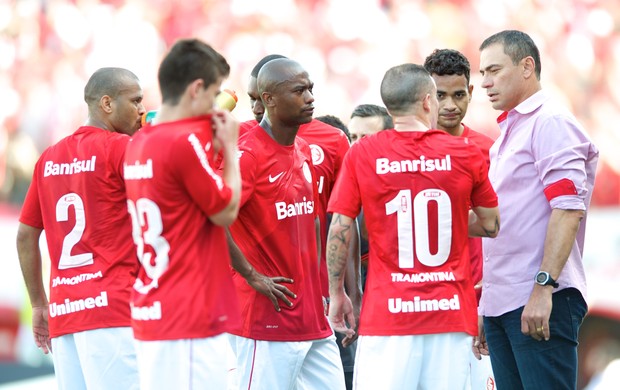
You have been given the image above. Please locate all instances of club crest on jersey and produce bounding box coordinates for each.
[302,161,313,183]
[310,144,324,165]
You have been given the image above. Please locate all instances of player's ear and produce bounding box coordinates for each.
[468,84,474,102]
[422,93,432,112]
[100,95,113,114]
[261,92,275,108]
[187,79,205,99]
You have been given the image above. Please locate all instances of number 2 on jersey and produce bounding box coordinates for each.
[56,193,94,269]
[385,189,452,269]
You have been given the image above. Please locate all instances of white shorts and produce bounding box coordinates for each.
[230,334,345,390]
[467,352,496,390]
[51,327,138,390]
[353,333,470,390]
[135,333,229,390]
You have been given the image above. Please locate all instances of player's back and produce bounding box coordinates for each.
[124,116,240,341]
[20,126,136,337]
[331,128,493,336]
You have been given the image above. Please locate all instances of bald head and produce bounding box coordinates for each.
[257,58,308,96]
[380,64,435,116]
[84,67,139,110]
[251,54,287,78]
[83,67,144,136]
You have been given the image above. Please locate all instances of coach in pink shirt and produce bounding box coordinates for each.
[478,30,598,390]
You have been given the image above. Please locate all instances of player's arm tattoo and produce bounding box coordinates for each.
[482,216,500,237]
[327,213,352,282]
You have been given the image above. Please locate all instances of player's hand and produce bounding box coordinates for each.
[32,305,51,354]
[211,109,239,153]
[472,316,488,360]
[521,285,553,341]
[328,290,357,347]
[245,271,295,312]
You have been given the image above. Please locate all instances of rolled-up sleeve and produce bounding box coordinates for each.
[533,116,594,210]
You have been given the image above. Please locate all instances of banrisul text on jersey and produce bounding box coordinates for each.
[44,156,96,177]
[376,155,451,174]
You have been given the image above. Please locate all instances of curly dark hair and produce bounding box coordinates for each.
[423,49,471,84]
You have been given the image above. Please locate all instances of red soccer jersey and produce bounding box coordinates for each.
[124,116,241,341]
[229,125,332,341]
[461,124,495,302]
[328,129,498,336]
[297,120,350,297]
[239,119,258,137]
[19,126,137,338]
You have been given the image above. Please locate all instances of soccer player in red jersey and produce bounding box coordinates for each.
[16,67,145,389]
[326,64,500,389]
[243,54,356,303]
[424,48,497,389]
[227,58,345,389]
[123,39,242,389]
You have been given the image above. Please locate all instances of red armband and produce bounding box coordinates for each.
[543,178,578,201]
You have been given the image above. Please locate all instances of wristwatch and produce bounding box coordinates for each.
[535,271,559,288]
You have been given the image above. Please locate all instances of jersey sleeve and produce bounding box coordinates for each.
[19,159,44,228]
[172,131,233,216]
[468,144,498,208]
[237,147,257,208]
[327,145,362,218]
[333,133,351,180]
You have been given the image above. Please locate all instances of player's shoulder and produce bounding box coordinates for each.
[462,124,495,143]
[299,119,348,140]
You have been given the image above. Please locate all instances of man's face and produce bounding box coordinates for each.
[109,78,145,136]
[479,43,525,112]
[269,71,314,127]
[348,115,384,144]
[247,76,265,123]
[432,73,472,134]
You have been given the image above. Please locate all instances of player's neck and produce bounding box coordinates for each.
[393,115,431,132]
[85,117,111,132]
[439,123,464,137]
[261,117,298,146]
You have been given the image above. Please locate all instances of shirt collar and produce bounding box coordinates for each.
[497,89,549,124]
[514,89,549,115]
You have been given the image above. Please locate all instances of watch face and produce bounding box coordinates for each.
[536,272,548,284]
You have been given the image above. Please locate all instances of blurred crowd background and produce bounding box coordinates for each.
[0,0,618,388]
[1,0,620,207]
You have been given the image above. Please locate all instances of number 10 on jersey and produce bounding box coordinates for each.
[385,189,452,269]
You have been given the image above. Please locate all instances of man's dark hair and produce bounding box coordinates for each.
[350,104,393,130]
[480,30,541,80]
[423,49,471,84]
[158,39,230,105]
[316,114,350,141]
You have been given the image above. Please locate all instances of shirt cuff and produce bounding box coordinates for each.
[549,195,586,210]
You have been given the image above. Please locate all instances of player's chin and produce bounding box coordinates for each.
[299,113,313,124]
[438,119,458,129]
